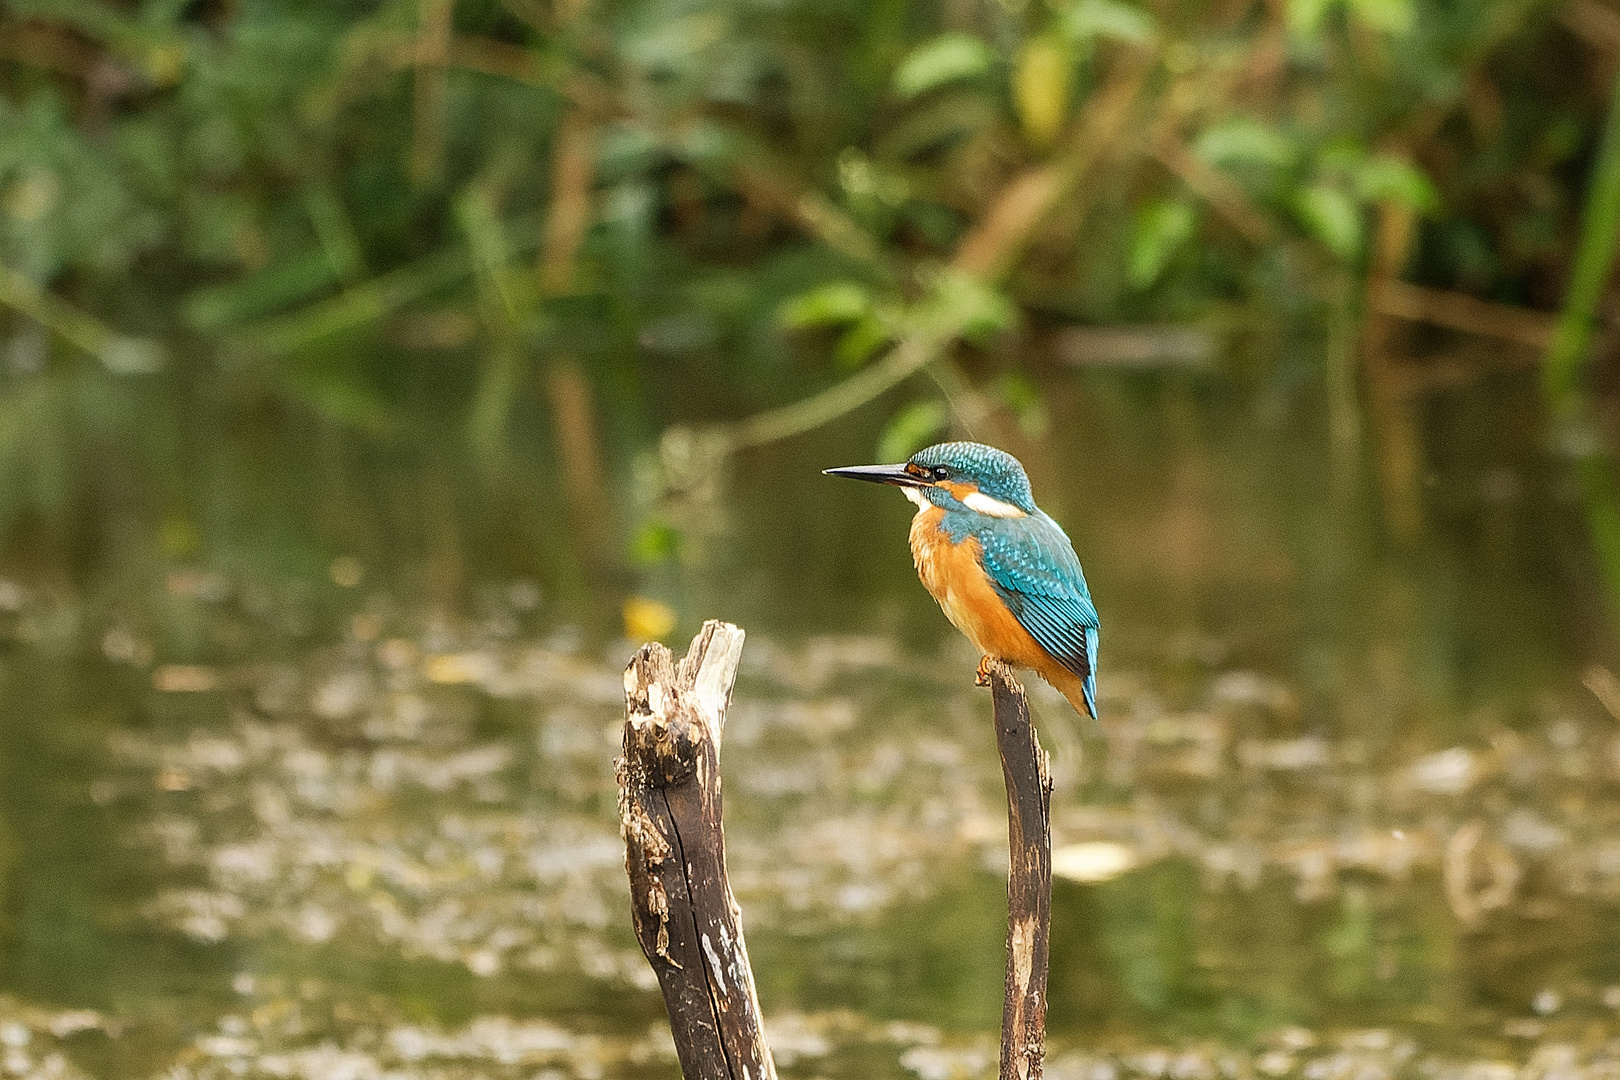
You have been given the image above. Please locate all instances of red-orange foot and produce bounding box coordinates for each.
[975,655,994,687]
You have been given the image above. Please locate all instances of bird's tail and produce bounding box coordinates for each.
[1042,663,1099,725]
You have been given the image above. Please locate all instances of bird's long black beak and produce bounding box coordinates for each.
[822,463,931,487]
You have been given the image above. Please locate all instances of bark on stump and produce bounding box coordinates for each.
[616,621,776,1080]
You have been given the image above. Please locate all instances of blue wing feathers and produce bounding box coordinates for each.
[1084,626,1099,718]
[958,510,1098,715]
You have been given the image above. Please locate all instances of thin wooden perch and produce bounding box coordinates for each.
[617,621,776,1080]
[619,628,1056,1080]
[986,660,1054,1080]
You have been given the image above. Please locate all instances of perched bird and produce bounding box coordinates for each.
[825,441,1099,719]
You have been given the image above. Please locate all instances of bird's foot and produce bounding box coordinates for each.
[975,655,994,687]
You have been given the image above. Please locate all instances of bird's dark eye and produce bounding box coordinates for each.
[931,466,949,481]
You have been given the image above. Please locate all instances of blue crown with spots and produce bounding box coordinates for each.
[909,442,1037,513]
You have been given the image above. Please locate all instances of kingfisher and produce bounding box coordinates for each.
[825,441,1099,720]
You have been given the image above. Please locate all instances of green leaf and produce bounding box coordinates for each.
[1129,199,1197,290]
[1353,155,1438,214]
[183,250,340,331]
[893,33,994,99]
[1293,184,1362,261]
[835,315,891,367]
[1348,0,1412,34]
[919,268,1016,339]
[630,519,682,565]
[877,399,950,463]
[98,337,164,375]
[1286,0,1341,38]
[1061,0,1157,43]
[1194,119,1299,170]
[622,11,730,75]
[777,281,872,329]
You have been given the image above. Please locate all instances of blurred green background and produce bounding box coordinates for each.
[7,0,1620,1077]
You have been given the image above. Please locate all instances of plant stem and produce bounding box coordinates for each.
[1544,61,1620,637]
[1544,63,1620,410]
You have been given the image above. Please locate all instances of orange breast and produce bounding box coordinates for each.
[908,508,1050,669]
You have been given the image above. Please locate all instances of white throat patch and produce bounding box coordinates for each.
[903,487,930,512]
[962,491,1028,518]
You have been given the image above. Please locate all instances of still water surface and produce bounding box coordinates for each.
[0,364,1617,1078]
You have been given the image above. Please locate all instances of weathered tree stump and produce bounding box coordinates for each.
[616,620,776,1080]
[618,626,1054,1080]
[986,660,1054,1080]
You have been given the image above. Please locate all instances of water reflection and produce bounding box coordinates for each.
[0,364,1616,1078]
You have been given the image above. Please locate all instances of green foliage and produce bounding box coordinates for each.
[1060,0,1157,45]
[877,398,950,462]
[893,33,995,99]
[1130,199,1198,291]
[1293,184,1363,262]
[1352,155,1439,214]
[777,282,873,330]
[1195,119,1299,171]
[0,0,1612,575]
[0,94,163,279]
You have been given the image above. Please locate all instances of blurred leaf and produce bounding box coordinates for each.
[920,268,1017,339]
[1316,140,1370,177]
[1286,0,1340,38]
[1348,0,1413,35]
[877,398,949,462]
[1294,185,1363,261]
[1014,35,1075,148]
[1194,119,1299,170]
[675,121,745,171]
[0,263,165,373]
[777,281,872,329]
[835,315,891,367]
[837,148,910,209]
[0,93,163,280]
[458,188,529,324]
[623,596,678,640]
[630,520,682,565]
[1129,199,1198,290]
[97,338,165,375]
[302,185,366,281]
[1061,0,1157,43]
[1353,155,1438,214]
[893,33,994,99]
[183,251,340,332]
[877,92,1002,161]
[991,373,1049,438]
[622,11,730,75]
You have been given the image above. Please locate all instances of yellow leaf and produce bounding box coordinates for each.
[623,597,678,641]
[1013,35,1074,149]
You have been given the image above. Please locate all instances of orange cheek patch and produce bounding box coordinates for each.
[937,479,980,502]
